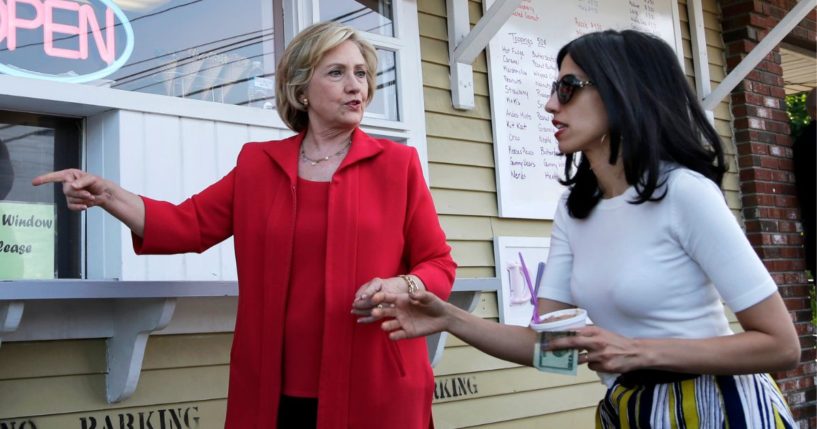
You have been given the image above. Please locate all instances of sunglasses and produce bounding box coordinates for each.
[550,74,594,105]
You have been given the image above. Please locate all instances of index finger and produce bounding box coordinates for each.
[32,169,78,186]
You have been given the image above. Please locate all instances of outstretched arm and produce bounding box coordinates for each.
[32,169,145,236]
[642,293,799,374]
[552,292,799,375]
[372,291,573,367]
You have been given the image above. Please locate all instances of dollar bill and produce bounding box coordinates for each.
[533,331,577,376]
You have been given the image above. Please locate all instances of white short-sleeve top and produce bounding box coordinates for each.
[538,167,777,359]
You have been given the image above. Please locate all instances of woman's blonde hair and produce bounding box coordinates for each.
[275,22,378,132]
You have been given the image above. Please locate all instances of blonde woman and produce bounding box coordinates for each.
[35,22,455,429]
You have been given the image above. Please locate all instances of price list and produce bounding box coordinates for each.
[485,0,677,219]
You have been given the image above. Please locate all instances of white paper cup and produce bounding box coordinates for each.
[530,308,588,332]
[530,308,586,376]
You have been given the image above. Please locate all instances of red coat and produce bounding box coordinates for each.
[133,128,456,428]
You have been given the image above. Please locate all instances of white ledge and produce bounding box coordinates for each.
[0,301,24,346]
[0,280,238,299]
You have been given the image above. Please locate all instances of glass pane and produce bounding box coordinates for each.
[0,113,81,279]
[320,0,394,37]
[0,0,276,109]
[367,49,399,121]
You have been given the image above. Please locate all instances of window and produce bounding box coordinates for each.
[371,48,399,121]
[307,0,428,168]
[319,0,400,121]
[0,0,428,172]
[110,0,278,108]
[320,1,394,36]
[0,0,421,134]
[0,0,280,109]
[0,112,81,279]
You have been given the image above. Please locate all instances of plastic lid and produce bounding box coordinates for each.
[530,308,587,332]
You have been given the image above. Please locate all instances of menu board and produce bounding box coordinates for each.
[486,0,680,219]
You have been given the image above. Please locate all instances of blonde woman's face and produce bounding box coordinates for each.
[303,40,370,132]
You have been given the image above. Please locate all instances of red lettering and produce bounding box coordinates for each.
[7,0,44,51]
[0,0,116,64]
[80,3,114,64]
[44,0,81,60]
[0,5,7,45]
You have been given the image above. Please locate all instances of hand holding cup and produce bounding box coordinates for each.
[530,308,588,375]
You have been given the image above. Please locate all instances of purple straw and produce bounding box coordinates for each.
[519,252,544,323]
[531,262,545,323]
[518,252,536,298]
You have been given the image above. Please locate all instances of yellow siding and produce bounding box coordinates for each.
[0,335,231,428]
[421,0,734,426]
[434,383,606,428]
[678,0,740,210]
[12,400,227,429]
[0,340,105,380]
[428,137,495,168]
[430,164,497,192]
[464,407,600,428]
[457,267,498,277]
[0,1,736,428]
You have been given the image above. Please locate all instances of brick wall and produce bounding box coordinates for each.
[721,0,816,426]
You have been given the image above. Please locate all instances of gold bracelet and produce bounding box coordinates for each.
[399,274,419,295]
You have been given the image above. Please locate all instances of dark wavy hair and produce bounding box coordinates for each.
[556,30,726,219]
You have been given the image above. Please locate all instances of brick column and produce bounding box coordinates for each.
[721,1,816,426]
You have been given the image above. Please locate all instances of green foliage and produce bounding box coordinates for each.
[788,93,816,325]
[786,92,811,139]
[811,281,816,326]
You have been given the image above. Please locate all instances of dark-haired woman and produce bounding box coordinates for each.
[368,29,799,428]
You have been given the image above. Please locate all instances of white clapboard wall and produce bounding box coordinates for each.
[86,110,288,280]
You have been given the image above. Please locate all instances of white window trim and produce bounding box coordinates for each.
[0,0,428,176]
[0,3,435,399]
[286,0,429,178]
[0,74,289,129]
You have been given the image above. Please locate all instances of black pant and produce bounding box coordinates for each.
[277,395,318,429]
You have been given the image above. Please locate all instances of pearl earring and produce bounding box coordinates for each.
[302,98,309,107]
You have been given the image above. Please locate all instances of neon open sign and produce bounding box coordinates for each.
[0,0,134,83]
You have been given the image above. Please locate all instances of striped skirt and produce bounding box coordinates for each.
[596,373,796,428]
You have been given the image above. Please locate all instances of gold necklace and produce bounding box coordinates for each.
[300,138,352,166]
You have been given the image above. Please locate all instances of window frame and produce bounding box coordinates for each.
[0,0,428,175]
[284,0,430,175]
[0,111,83,279]
[0,3,435,383]
[0,0,429,282]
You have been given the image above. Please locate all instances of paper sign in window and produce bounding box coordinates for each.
[0,201,56,280]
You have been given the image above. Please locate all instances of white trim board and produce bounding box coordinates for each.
[494,236,550,326]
